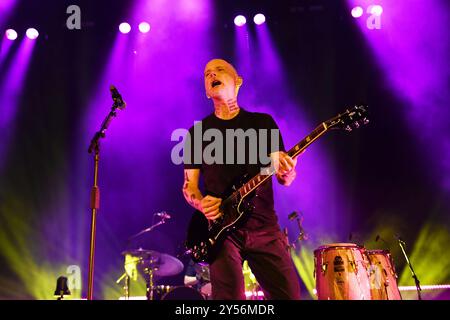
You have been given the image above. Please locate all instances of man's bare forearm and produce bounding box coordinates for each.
[182,172,204,210]
[183,186,204,210]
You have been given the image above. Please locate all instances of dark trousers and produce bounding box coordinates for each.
[210,229,301,300]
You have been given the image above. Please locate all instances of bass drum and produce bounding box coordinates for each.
[153,285,175,300]
[161,286,205,300]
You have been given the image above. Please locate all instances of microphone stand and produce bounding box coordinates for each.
[124,217,168,301]
[86,92,125,300]
[296,215,308,243]
[288,211,308,251]
[397,238,422,300]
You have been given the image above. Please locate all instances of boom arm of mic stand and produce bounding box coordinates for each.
[128,220,167,242]
[88,104,121,154]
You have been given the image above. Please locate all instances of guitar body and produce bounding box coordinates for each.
[186,178,255,264]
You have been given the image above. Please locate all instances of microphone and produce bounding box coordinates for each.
[154,211,171,219]
[349,232,363,245]
[395,234,406,245]
[375,234,388,245]
[289,211,308,241]
[110,85,126,110]
[288,211,298,220]
[177,249,192,258]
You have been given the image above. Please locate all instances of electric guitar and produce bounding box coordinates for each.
[185,105,369,263]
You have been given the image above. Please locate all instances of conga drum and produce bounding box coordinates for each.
[366,250,402,300]
[314,243,371,300]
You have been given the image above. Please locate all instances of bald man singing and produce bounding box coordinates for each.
[182,59,301,300]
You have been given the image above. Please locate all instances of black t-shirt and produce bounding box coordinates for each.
[183,108,285,231]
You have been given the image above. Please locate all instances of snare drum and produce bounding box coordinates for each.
[161,286,205,300]
[314,243,372,300]
[366,250,402,300]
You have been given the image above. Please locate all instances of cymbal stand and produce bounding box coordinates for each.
[116,273,130,299]
[141,253,159,300]
[145,267,157,300]
[287,211,308,250]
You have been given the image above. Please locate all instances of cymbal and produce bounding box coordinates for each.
[131,253,183,277]
[150,253,184,277]
[122,248,183,277]
[121,248,161,260]
[122,248,161,280]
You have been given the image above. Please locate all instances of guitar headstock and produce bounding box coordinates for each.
[326,105,369,131]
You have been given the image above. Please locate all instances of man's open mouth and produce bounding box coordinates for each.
[211,80,222,88]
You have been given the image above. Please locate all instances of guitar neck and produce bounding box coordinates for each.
[236,122,329,199]
[287,122,328,158]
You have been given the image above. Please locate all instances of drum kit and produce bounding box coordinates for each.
[116,212,207,300]
[119,248,205,300]
[314,243,402,300]
[117,211,266,300]
[117,248,265,300]
[118,246,265,300]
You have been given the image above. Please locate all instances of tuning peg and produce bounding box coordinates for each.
[363,118,369,124]
[345,125,352,132]
[354,122,360,129]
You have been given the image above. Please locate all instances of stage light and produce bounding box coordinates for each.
[119,22,131,34]
[54,276,71,300]
[138,22,150,33]
[26,28,39,40]
[5,29,17,40]
[234,15,246,27]
[351,6,363,18]
[253,13,266,25]
[368,5,383,16]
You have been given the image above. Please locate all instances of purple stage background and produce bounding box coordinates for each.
[0,0,449,300]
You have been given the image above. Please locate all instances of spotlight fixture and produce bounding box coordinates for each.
[368,5,383,16]
[351,6,363,18]
[25,28,39,40]
[253,13,266,25]
[138,22,150,33]
[5,29,17,40]
[234,15,246,27]
[119,22,131,34]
